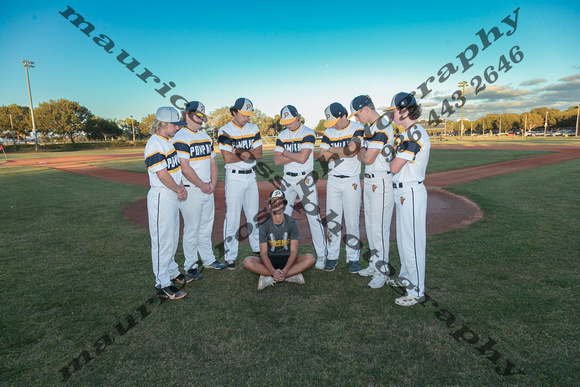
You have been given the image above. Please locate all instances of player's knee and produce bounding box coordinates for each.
[304,254,315,267]
[242,257,254,270]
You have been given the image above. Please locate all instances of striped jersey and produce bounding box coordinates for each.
[320,121,364,176]
[363,116,395,174]
[275,124,316,174]
[218,121,262,170]
[172,127,216,183]
[144,134,182,188]
[393,123,431,183]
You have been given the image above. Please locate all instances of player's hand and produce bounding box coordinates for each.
[273,269,285,282]
[201,182,212,194]
[178,184,188,201]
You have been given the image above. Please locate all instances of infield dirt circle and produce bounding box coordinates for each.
[6,144,579,245]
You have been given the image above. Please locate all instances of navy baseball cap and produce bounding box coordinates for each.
[348,95,372,119]
[280,105,299,125]
[232,98,254,116]
[156,106,187,126]
[383,92,417,111]
[184,101,208,123]
[324,102,348,128]
[269,189,287,204]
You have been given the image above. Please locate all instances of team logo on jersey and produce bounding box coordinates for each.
[372,185,377,192]
[400,197,406,205]
[352,183,358,191]
[305,177,310,185]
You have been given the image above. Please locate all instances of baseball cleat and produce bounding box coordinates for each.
[171,273,195,284]
[348,261,361,273]
[226,261,236,270]
[285,273,305,285]
[315,257,326,270]
[155,286,187,300]
[323,259,338,272]
[367,274,387,289]
[258,275,276,290]
[358,266,376,277]
[204,261,227,270]
[186,268,203,280]
[395,293,425,307]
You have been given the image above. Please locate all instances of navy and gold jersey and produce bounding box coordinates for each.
[393,123,431,183]
[173,127,216,183]
[144,134,182,188]
[320,121,364,177]
[275,123,316,174]
[218,121,262,170]
[363,116,395,174]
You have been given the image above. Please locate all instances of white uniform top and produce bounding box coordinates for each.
[320,121,364,177]
[363,116,395,174]
[144,134,182,188]
[275,124,316,174]
[393,123,431,183]
[172,127,216,183]
[218,121,262,170]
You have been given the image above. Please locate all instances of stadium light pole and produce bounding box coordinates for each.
[130,115,135,142]
[22,60,38,151]
[576,104,580,137]
[458,81,467,141]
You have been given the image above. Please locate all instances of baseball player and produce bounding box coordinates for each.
[243,190,315,290]
[144,106,190,300]
[274,105,327,270]
[319,102,364,273]
[349,95,395,289]
[218,98,263,269]
[384,92,431,306]
[173,101,227,278]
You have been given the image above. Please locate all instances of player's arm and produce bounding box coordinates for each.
[390,157,407,174]
[235,145,262,160]
[282,239,299,277]
[259,242,276,275]
[359,147,381,165]
[275,147,311,165]
[156,169,187,200]
[209,157,218,191]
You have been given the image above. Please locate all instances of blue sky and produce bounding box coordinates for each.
[1,1,579,128]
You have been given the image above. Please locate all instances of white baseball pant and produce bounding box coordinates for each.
[325,175,361,262]
[281,172,327,259]
[223,170,260,262]
[363,171,395,273]
[394,182,427,298]
[180,184,216,270]
[147,186,180,289]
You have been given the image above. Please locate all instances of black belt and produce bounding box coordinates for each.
[332,175,351,179]
[231,167,255,174]
[393,181,423,188]
[364,172,391,178]
[286,171,306,177]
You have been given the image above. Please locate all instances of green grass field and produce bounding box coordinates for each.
[1,147,579,385]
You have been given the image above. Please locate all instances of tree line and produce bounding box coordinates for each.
[446,106,578,134]
[1,99,577,144]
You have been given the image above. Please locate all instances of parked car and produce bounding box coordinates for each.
[561,130,576,137]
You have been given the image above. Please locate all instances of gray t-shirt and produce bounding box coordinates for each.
[259,214,300,259]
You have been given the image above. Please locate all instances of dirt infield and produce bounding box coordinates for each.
[5,144,578,244]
